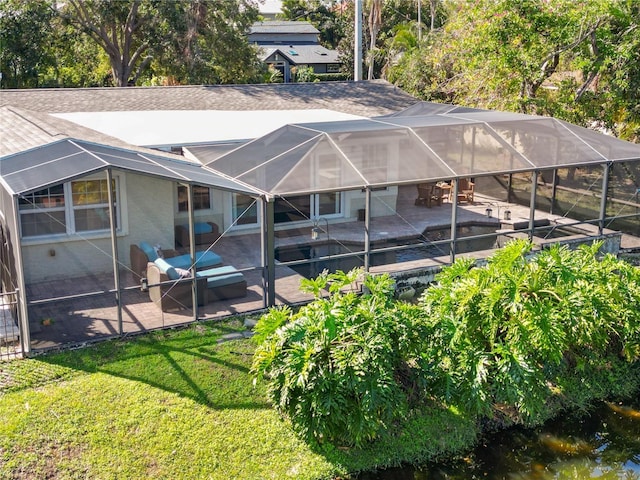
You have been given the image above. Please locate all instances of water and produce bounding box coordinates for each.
[358,398,640,479]
[275,224,498,279]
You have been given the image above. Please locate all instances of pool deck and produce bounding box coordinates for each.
[22,185,640,352]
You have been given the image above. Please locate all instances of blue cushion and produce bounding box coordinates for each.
[140,241,158,261]
[154,258,179,280]
[196,265,245,288]
[194,222,213,235]
[164,251,223,271]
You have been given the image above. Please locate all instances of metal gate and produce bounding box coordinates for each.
[1,290,21,360]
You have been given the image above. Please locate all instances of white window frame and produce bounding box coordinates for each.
[230,193,261,230]
[176,184,212,213]
[19,174,125,243]
[313,192,344,220]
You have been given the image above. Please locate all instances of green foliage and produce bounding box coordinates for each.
[254,241,640,448]
[252,268,430,447]
[419,240,640,424]
[292,65,318,83]
[388,0,640,140]
[0,0,57,88]
[280,0,346,49]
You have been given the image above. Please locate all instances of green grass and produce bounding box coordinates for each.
[0,320,477,480]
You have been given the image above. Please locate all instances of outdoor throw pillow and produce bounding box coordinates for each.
[194,222,213,235]
[139,241,158,261]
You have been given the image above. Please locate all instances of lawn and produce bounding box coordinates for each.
[0,319,476,479]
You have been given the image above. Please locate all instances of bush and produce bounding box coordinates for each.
[418,240,640,424]
[252,241,640,447]
[252,269,428,447]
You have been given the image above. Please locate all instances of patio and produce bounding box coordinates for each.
[25,184,638,352]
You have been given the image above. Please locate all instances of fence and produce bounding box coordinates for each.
[1,290,21,360]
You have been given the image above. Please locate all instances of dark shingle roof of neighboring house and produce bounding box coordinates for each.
[249,21,319,35]
[260,45,340,65]
[0,80,416,117]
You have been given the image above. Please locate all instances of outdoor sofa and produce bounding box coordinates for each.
[146,259,247,311]
[130,241,222,279]
[175,221,220,247]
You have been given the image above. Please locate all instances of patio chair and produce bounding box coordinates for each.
[415,183,443,208]
[175,221,220,247]
[146,261,207,311]
[457,178,475,204]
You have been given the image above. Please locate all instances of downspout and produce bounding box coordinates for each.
[449,179,459,263]
[599,163,611,236]
[12,195,30,355]
[106,168,122,335]
[364,187,371,271]
[528,171,539,241]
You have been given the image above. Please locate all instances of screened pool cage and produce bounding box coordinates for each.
[1,102,639,356]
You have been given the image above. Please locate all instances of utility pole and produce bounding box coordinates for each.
[418,0,422,42]
[354,0,363,81]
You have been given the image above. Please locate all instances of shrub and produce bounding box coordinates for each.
[252,241,640,447]
[418,240,640,424]
[252,269,428,447]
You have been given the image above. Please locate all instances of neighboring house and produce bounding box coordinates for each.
[258,0,283,20]
[248,21,341,82]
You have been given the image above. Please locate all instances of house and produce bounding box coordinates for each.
[258,0,283,20]
[248,21,341,82]
[0,81,418,354]
[1,81,639,357]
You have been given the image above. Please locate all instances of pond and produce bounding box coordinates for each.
[358,396,640,479]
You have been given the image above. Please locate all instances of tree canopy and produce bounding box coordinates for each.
[1,0,638,140]
[0,0,263,87]
[387,0,640,141]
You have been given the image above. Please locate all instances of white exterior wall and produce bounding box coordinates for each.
[344,187,398,219]
[21,172,175,283]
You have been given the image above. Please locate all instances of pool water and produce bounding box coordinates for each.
[276,224,499,279]
[358,397,640,479]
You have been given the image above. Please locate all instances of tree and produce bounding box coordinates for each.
[280,0,346,49]
[0,0,57,88]
[60,0,162,87]
[60,0,261,87]
[152,1,263,85]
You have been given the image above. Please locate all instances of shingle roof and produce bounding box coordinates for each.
[0,106,184,159]
[262,45,340,65]
[0,80,416,117]
[250,21,319,35]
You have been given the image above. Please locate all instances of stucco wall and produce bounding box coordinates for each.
[21,172,176,283]
[345,187,399,219]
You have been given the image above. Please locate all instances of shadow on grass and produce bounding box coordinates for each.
[307,404,478,478]
[13,319,270,411]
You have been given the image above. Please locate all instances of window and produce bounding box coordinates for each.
[19,185,67,237]
[317,192,340,216]
[233,193,259,226]
[72,180,116,232]
[327,64,340,73]
[274,193,342,224]
[177,185,211,212]
[19,178,119,238]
